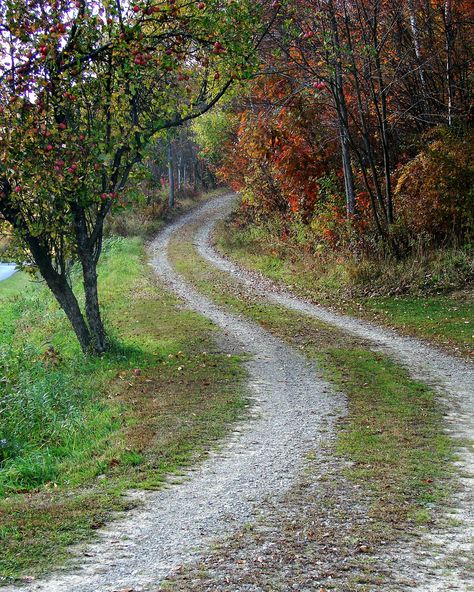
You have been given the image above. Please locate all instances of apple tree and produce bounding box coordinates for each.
[0,0,272,354]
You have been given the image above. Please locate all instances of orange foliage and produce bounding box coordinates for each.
[213,0,473,251]
[395,132,474,242]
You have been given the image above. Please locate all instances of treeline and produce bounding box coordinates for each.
[106,127,219,238]
[147,128,218,208]
[196,0,473,256]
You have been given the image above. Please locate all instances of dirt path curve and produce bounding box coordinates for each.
[194,194,474,591]
[5,202,345,592]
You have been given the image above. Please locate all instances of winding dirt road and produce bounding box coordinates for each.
[7,208,345,591]
[191,194,474,591]
[7,195,473,592]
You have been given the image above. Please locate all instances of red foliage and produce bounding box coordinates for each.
[214,0,473,251]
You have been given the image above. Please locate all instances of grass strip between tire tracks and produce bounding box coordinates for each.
[168,223,454,537]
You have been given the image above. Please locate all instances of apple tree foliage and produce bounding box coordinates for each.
[0,0,271,353]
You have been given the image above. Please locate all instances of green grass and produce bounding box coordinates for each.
[360,294,474,355]
[0,236,246,582]
[0,270,29,298]
[168,223,454,534]
[215,219,474,357]
[327,349,452,523]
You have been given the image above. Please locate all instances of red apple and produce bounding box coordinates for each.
[213,41,225,54]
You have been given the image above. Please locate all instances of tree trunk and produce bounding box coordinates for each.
[407,0,428,99]
[168,142,175,208]
[328,0,357,217]
[49,274,93,354]
[340,120,356,217]
[82,257,107,353]
[444,0,454,126]
[374,52,394,224]
[71,203,108,354]
[346,0,394,227]
[24,236,93,354]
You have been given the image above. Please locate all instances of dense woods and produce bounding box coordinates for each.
[201,0,473,255]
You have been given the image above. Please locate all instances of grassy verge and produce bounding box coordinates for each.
[168,224,453,537]
[215,219,474,358]
[0,236,246,583]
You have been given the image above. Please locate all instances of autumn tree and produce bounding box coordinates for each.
[0,0,273,354]
[212,0,473,251]
[282,0,472,239]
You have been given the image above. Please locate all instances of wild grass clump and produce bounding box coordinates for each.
[219,212,474,299]
[0,265,119,496]
[351,245,474,297]
[105,200,167,240]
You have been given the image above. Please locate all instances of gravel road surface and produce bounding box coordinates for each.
[193,194,474,591]
[4,200,345,592]
[6,195,473,592]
